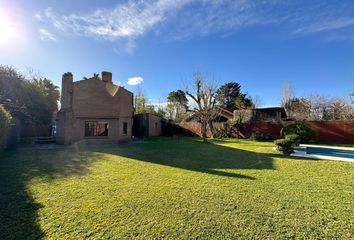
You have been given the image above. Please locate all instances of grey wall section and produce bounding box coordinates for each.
[57,73,133,144]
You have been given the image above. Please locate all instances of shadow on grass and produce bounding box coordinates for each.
[0,148,100,240]
[0,137,276,239]
[94,137,275,179]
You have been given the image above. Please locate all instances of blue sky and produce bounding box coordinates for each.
[0,0,353,107]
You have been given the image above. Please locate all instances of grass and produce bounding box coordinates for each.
[0,137,353,239]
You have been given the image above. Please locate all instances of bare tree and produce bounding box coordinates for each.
[185,72,219,142]
[283,97,310,120]
[250,95,263,108]
[326,98,353,120]
[134,86,147,114]
[306,94,329,120]
[281,80,294,108]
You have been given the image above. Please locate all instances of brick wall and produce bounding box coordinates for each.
[179,121,354,143]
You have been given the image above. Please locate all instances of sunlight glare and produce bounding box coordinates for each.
[0,11,17,46]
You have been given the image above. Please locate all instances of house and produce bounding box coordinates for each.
[233,107,287,123]
[133,113,163,138]
[56,71,133,144]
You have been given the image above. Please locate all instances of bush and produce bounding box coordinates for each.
[281,122,313,143]
[0,105,12,151]
[250,132,276,141]
[285,134,300,146]
[274,138,295,155]
[214,122,233,138]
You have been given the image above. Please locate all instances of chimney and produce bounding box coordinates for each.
[101,71,112,83]
[61,72,73,110]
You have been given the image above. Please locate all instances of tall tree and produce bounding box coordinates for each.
[0,65,59,125]
[167,90,188,122]
[281,80,294,107]
[21,78,60,124]
[215,82,241,109]
[215,82,253,110]
[185,72,218,142]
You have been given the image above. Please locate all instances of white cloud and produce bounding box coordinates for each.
[127,76,144,85]
[34,13,42,21]
[42,1,191,40]
[39,1,354,47]
[294,18,354,34]
[40,0,274,42]
[39,28,56,41]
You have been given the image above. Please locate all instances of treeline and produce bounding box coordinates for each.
[134,78,253,123]
[0,65,60,150]
[281,81,353,121]
[133,72,253,141]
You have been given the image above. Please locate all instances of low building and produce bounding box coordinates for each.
[234,107,287,123]
[56,71,133,144]
[133,113,163,138]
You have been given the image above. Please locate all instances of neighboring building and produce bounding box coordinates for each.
[133,113,163,138]
[233,107,287,123]
[56,71,133,144]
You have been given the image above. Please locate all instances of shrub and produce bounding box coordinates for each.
[250,132,276,141]
[274,138,294,155]
[285,134,300,146]
[0,105,12,151]
[281,122,313,143]
[214,122,233,138]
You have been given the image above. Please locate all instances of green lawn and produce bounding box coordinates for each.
[0,137,353,239]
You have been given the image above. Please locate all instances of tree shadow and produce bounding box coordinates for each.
[0,148,101,240]
[93,137,276,180]
[0,137,276,239]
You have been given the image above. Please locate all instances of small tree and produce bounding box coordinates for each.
[0,105,12,151]
[185,72,219,142]
[281,122,314,143]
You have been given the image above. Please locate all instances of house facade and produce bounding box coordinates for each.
[56,71,133,144]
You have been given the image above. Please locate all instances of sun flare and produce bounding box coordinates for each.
[0,11,17,46]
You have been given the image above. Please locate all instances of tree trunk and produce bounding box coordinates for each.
[201,121,207,142]
[208,120,216,138]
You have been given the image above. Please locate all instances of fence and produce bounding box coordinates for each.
[179,121,354,143]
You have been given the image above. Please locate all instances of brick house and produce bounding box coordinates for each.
[56,71,133,144]
[133,113,163,138]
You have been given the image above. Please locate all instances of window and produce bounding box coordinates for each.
[85,121,108,137]
[123,122,128,136]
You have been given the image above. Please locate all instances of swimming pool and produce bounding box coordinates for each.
[292,145,354,162]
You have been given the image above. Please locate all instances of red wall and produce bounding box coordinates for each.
[308,121,354,143]
[179,121,354,144]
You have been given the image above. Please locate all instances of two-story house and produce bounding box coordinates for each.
[56,71,133,144]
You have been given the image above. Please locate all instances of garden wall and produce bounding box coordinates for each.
[179,121,354,143]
